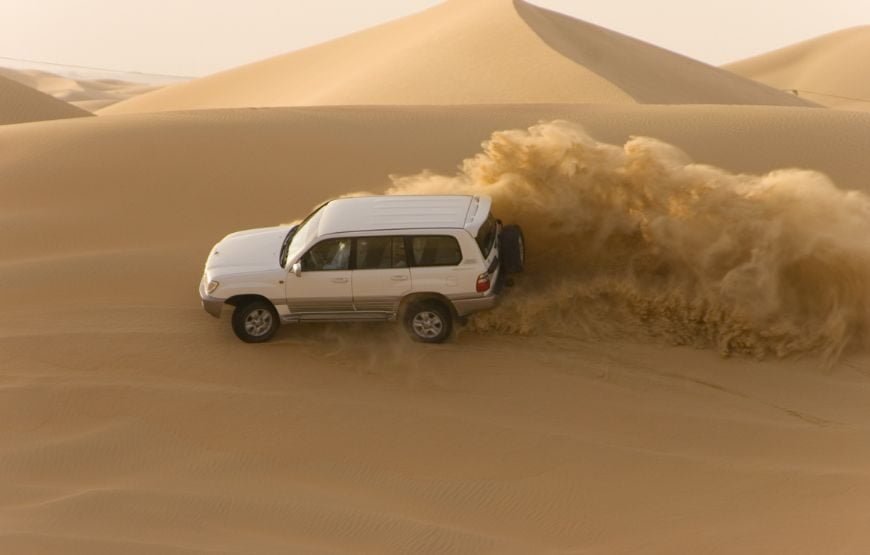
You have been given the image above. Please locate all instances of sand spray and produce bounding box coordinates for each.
[385,121,870,358]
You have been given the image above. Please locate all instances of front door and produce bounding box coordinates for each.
[285,237,354,314]
[352,236,411,313]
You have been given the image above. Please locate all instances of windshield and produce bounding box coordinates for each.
[279,202,328,267]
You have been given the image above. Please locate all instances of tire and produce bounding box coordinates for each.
[404,301,453,343]
[500,224,525,273]
[231,299,280,343]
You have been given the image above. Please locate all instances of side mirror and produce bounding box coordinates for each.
[291,261,302,277]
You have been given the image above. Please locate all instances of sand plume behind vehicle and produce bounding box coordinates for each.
[389,122,870,358]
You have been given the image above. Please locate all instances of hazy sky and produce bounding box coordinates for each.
[1,0,868,78]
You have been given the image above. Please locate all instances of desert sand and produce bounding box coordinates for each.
[726,26,870,112]
[3,0,870,553]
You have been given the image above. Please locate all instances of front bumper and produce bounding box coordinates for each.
[198,280,224,318]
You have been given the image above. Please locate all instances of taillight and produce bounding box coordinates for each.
[476,272,491,292]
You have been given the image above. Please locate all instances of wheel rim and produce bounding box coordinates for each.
[518,236,524,265]
[412,311,443,339]
[244,308,273,337]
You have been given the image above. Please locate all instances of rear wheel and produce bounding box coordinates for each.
[404,302,452,343]
[231,300,280,343]
[500,224,525,273]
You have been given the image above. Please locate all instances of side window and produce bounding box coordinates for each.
[391,237,408,268]
[356,237,408,269]
[410,236,462,267]
[301,238,351,271]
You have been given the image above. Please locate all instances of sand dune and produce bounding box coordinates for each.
[3,104,870,552]
[0,67,163,111]
[101,0,812,115]
[726,26,870,111]
[0,73,90,125]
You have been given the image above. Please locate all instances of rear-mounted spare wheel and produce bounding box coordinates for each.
[499,224,525,273]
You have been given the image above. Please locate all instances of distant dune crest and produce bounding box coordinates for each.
[0,67,165,112]
[100,0,812,114]
[726,26,870,111]
[0,74,90,125]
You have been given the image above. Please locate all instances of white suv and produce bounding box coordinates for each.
[199,195,524,343]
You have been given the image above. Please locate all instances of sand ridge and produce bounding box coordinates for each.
[0,67,164,112]
[100,0,812,114]
[0,73,91,125]
[726,26,870,111]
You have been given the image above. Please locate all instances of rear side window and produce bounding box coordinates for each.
[476,214,498,258]
[355,237,408,269]
[409,236,462,267]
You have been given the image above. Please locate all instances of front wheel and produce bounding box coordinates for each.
[232,300,280,343]
[404,302,452,343]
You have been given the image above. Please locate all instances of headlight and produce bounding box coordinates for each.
[206,280,220,294]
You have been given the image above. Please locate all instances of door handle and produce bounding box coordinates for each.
[390,275,409,281]
[331,277,349,284]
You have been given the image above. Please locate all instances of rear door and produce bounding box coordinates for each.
[352,236,411,313]
[407,234,475,294]
[285,237,354,314]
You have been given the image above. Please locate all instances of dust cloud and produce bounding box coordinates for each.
[388,121,870,358]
